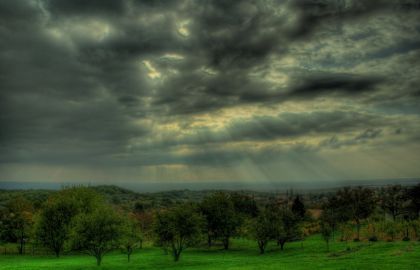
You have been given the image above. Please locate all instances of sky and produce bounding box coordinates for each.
[1,0,420,190]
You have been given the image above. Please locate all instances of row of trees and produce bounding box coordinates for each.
[1,184,419,266]
[319,185,420,250]
[0,187,142,265]
[154,193,306,259]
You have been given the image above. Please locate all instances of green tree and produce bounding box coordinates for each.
[252,209,276,254]
[200,192,240,249]
[334,188,354,241]
[121,214,143,262]
[320,221,332,252]
[265,201,302,251]
[153,204,203,262]
[276,208,301,250]
[407,184,420,219]
[1,196,34,254]
[35,198,77,257]
[71,206,124,266]
[35,187,102,257]
[380,185,408,221]
[349,187,376,241]
[291,195,306,220]
[230,193,259,218]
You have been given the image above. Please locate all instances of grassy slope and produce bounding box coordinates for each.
[0,236,419,270]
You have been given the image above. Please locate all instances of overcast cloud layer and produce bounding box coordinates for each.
[1,0,420,187]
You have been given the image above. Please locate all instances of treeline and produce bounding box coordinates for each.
[0,184,419,266]
[319,185,420,249]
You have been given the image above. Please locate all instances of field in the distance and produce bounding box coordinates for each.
[1,235,419,270]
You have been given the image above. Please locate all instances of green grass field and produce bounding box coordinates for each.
[1,236,419,270]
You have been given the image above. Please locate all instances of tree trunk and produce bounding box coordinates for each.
[258,240,265,254]
[127,253,131,262]
[356,220,361,241]
[18,238,24,255]
[173,249,181,262]
[279,240,285,250]
[326,240,329,252]
[96,254,102,266]
[207,233,212,247]
[223,237,229,250]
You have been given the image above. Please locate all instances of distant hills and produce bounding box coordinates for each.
[1,178,419,192]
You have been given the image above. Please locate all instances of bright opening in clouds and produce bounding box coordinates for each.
[1,0,420,189]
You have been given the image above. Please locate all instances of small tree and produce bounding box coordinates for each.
[320,221,332,252]
[349,187,376,241]
[35,187,102,257]
[330,190,353,241]
[253,209,276,254]
[2,196,34,254]
[380,185,408,221]
[121,215,143,262]
[35,198,77,257]
[153,204,203,262]
[291,195,306,220]
[200,192,240,249]
[407,184,420,219]
[269,204,301,251]
[71,206,124,266]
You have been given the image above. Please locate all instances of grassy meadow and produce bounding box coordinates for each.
[1,235,419,270]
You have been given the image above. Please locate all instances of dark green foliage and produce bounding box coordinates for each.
[407,184,420,219]
[0,196,33,254]
[35,187,101,257]
[320,221,332,252]
[121,215,143,262]
[263,201,302,251]
[291,195,306,220]
[331,187,375,241]
[200,192,241,249]
[230,193,259,218]
[153,204,203,261]
[252,209,277,254]
[380,185,408,221]
[348,187,376,241]
[71,205,124,266]
[276,208,302,250]
[35,199,77,257]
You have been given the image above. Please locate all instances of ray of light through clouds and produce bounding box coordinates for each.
[1,0,420,190]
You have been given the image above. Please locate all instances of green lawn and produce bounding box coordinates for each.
[1,236,419,270]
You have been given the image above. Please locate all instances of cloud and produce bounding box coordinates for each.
[0,0,420,183]
[289,73,382,98]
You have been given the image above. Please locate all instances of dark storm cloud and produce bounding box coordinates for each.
[289,73,382,98]
[187,1,289,69]
[45,0,127,16]
[154,71,383,115]
[148,110,393,149]
[225,111,382,141]
[0,0,420,171]
[290,0,420,39]
[319,128,383,149]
